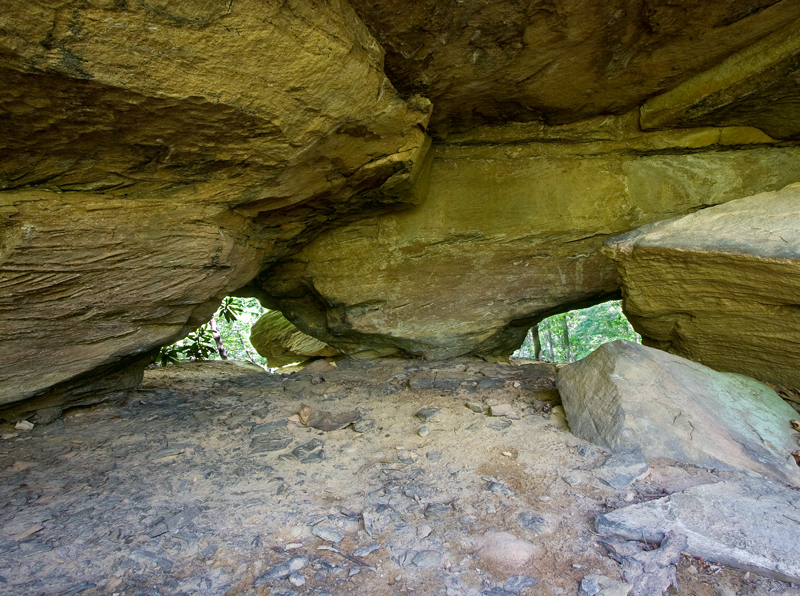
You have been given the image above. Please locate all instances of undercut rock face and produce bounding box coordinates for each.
[0,0,431,417]
[3,0,800,418]
[254,125,800,359]
[605,183,800,388]
[349,0,800,134]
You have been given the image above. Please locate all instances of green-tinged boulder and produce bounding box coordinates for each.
[250,311,340,368]
[559,341,800,484]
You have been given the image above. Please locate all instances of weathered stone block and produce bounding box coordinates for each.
[605,182,800,388]
[250,311,339,368]
[257,137,800,359]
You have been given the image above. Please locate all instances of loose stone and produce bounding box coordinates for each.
[415,407,440,422]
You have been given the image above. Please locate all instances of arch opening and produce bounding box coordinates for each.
[513,300,640,363]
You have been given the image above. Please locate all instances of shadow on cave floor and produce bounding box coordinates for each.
[0,359,796,596]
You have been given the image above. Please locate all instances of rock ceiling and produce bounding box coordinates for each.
[1,0,800,417]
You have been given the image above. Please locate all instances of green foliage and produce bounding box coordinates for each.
[214,297,269,367]
[217,296,242,324]
[156,297,269,367]
[514,300,639,362]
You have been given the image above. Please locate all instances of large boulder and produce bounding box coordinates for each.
[254,124,800,359]
[605,183,800,388]
[250,311,339,368]
[558,341,800,484]
[0,0,431,419]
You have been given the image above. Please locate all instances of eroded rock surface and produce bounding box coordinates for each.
[249,311,339,368]
[255,129,800,359]
[5,0,800,420]
[605,183,800,388]
[0,0,430,417]
[641,16,800,139]
[559,341,800,484]
[350,0,800,134]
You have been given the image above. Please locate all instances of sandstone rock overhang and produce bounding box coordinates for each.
[605,182,800,388]
[253,129,800,360]
[640,15,800,139]
[349,0,800,134]
[3,0,800,419]
[0,0,430,419]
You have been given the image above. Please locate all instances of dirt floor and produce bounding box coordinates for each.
[0,358,798,596]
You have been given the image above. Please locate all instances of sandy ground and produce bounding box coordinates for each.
[0,358,798,596]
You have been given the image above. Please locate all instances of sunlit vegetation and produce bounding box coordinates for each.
[156,297,269,368]
[513,300,640,362]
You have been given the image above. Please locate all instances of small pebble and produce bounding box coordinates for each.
[412,550,441,568]
[424,503,451,520]
[415,407,440,422]
[311,526,344,543]
[505,575,538,594]
[14,421,34,431]
[465,402,484,413]
[353,542,379,557]
[289,573,306,587]
[417,425,429,437]
[352,418,375,433]
[489,404,519,419]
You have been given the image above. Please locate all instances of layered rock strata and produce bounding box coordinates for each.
[4,0,800,417]
[605,183,800,388]
[350,0,800,133]
[641,16,800,139]
[254,120,800,359]
[0,0,430,418]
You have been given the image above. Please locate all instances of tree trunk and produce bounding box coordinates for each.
[209,316,228,359]
[235,327,259,365]
[560,315,573,362]
[546,328,555,361]
[532,324,542,360]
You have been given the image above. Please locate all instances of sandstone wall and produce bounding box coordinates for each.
[3,0,800,418]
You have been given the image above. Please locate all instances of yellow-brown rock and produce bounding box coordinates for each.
[350,0,800,133]
[640,16,800,139]
[254,120,800,359]
[250,311,339,368]
[605,183,800,388]
[0,0,430,418]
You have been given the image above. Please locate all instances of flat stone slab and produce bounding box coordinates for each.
[595,478,800,583]
[594,450,650,489]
